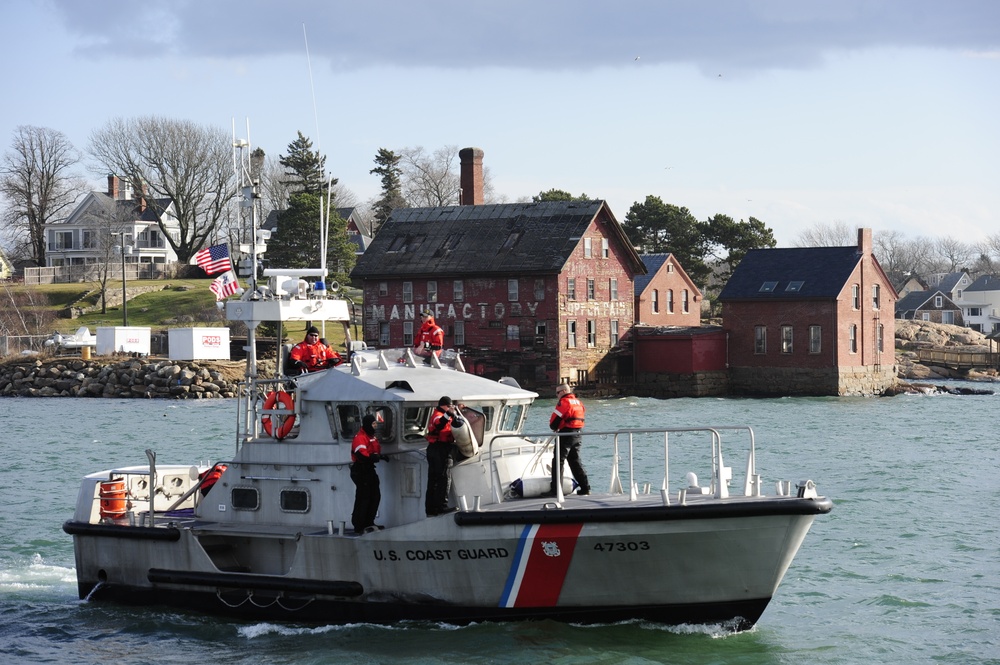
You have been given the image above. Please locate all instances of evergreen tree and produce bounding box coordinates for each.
[531,188,591,202]
[623,195,711,284]
[265,192,355,285]
[370,148,406,235]
[279,131,331,195]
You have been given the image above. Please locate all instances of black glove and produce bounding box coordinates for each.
[369,453,381,463]
[294,360,307,369]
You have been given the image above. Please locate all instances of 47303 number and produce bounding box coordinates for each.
[593,541,650,552]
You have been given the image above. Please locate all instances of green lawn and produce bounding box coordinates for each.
[7,279,361,347]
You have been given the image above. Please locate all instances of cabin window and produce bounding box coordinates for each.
[508,279,519,302]
[667,289,674,314]
[602,238,609,258]
[567,321,577,348]
[780,325,793,353]
[330,404,362,440]
[427,281,438,303]
[453,280,464,302]
[403,321,413,346]
[403,281,413,303]
[609,278,618,301]
[534,278,546,300]
[849,324,858,353]
[587,279,595,300]
[611,320,619,345]
[454,320,465,346]
[498,404,526,432]
[231,487,259,511]
[280,489,310,513]
[587,320,596,347]
[366,406,394,444]
[852,285,860,309]
[809,325,822,354]
[378,281,388,297]
[872,284,880,310]
[567,278,576,301]
[682,289,689,313]
[652,289,659,313]
[584,237,592,258]
[754,326,767,354]
[403,407,432,442]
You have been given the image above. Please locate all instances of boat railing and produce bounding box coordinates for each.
[486,426,759,505]
[237,377,296,448]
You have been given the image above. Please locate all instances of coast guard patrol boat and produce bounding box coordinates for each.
[64,182,831,631]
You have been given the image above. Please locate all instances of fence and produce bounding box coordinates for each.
[23,263,179,285]
[0,335,49,357]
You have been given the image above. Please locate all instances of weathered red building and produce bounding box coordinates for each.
[718,228,897,396]
[350,149,645,391]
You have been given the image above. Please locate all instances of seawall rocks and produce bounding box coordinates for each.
[0,358,244,399]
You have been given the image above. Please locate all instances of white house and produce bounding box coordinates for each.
[45,175,180,269]
[957,275,1000,334]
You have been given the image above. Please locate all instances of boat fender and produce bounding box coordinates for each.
[510,476,577,498]
[451,415,479,457]
[262,391,296,440]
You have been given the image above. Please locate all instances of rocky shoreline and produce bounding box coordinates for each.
[0,357,251,399]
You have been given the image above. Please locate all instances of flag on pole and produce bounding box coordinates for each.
[194,243,232,275]
[209,270,240,301]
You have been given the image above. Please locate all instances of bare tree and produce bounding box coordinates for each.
[88,117,234,264]
[0,126,86,265]
[400,146,461,207]
[0,282,55,337]
[80,196,139,313]
[932,236,974,273]
[793,221,856,247]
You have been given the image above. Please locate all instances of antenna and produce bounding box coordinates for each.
[303,23,331,272]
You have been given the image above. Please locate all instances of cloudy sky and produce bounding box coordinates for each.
[2,0,998,246]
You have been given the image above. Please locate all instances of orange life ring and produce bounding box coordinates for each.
[262,391,296,440]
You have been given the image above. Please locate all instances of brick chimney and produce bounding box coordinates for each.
[858,227,872,255]
[459,147,484,206]
[107,174,120,199]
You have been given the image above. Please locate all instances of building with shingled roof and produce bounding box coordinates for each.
[718,228,897,396]
[351,148,645,390]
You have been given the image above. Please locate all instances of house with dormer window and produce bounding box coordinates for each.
[959,275,1000,334]
[43,175,179,280]
[718,228,897,396]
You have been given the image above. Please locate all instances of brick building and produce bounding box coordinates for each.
[718,228,897,396]
[634,253,703,327]
[350,149,645,391]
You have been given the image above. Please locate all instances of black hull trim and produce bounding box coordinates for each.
[148,568,364,597]
[63,520,181,541]
[455,496,834,526]
[81,582,769,631]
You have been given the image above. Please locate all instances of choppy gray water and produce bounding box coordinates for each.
[1,387,999,664]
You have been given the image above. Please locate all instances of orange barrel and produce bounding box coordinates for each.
[99,480,127,519]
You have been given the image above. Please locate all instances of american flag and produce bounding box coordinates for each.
[194,243,231,275]
[209,270,240,300]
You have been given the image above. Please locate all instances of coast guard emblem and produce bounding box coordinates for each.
[541,541,561,557]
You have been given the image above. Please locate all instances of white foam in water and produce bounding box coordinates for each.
[0,553,77,591]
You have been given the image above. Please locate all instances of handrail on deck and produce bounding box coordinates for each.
[486,426,758,506]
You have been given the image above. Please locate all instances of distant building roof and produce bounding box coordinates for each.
[936,271,968,294]
[635,253,670,294]
[718,246,863,301]
[965,274,1000,292]
[351,200,644,279]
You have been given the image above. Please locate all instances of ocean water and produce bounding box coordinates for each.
[1,386,999,664]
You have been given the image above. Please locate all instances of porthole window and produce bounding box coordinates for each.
[280,488,310,513]
[231,487,259,511]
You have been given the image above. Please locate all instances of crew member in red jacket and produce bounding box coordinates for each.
[288,326,342,374]
[425,395,461,515]
[414,310,444,364]
[547,383,590,496]
[350,414,384,534]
